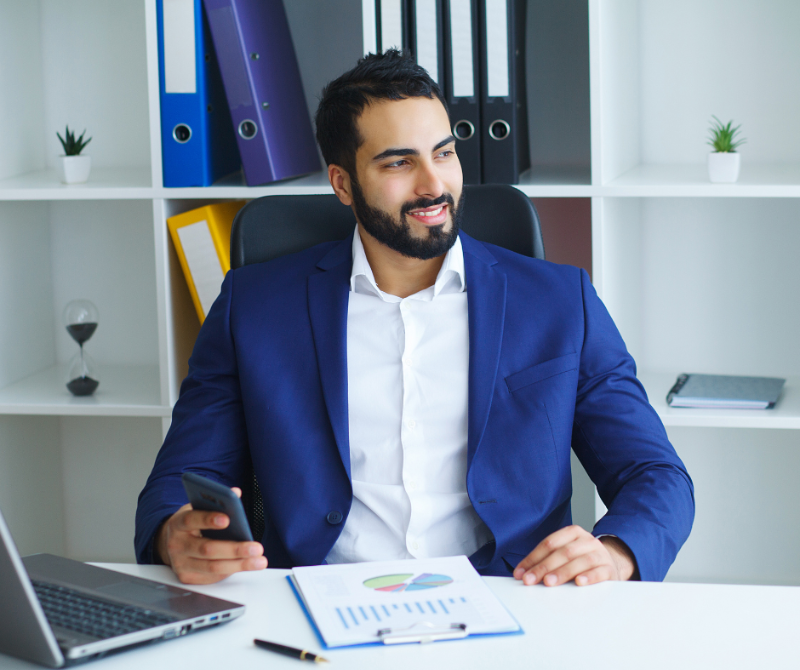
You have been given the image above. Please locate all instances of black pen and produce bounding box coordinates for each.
[254,639,329,663]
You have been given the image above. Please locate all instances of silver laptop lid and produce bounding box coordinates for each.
[0,508,64,668]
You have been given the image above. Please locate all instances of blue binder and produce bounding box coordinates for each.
[157,0,240,187]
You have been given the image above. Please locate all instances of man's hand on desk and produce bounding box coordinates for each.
[156,487,267,585]
[513,525,637,587]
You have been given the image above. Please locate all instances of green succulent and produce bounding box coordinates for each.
[57,125,92,156]
[707,116,745,153]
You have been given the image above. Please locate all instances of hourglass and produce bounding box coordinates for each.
[63,299,100,396]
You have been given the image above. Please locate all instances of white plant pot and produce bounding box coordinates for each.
[59,155,92,184]
[707,152,740,183]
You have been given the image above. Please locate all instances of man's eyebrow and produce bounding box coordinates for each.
[372,136,457,162]
[433,135,457,152]
[372,147,419,162]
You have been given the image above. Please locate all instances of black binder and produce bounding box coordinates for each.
[375,0,409,53]
[443,0,482,184]
[478,0,529,184]
[408,0,445,88]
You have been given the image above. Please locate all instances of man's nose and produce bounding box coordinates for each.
[414,160,445,199]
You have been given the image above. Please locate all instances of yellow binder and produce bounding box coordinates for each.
[167,201,246,323]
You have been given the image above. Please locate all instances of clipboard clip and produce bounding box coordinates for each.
[377,622,468,645]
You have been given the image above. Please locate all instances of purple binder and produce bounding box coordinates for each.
[203,0,320,185]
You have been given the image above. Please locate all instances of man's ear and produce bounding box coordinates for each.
[328,164,353,207]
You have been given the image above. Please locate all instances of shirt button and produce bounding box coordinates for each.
[407,419,416,429]
[411,541,419,551]
[326,511,343,525]
[407,481,417,491]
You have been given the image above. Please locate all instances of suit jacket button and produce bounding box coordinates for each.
[326,511,343,525]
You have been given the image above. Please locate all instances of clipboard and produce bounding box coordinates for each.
[286,556,523,649]
[378,622,469,644]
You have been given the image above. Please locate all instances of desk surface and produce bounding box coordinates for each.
[3,564,798,669]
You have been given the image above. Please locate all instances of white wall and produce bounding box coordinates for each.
[40,0,151,170]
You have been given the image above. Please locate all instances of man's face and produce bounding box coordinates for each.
[349,96,463,260]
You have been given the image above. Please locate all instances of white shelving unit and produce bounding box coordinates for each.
[590,0,800,585]
[0,0,365,563]
[1,0,797,583]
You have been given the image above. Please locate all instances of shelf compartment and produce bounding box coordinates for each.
[594,0,800,185]
[158,170,334,199]
[664,425,800,585]
[603,164,800,197]
[594,197,800,386]
[639,371,800,430]
[516,167,594,197]
[0,365,169,417]
[0,0,151,193]
[0,168,154,201]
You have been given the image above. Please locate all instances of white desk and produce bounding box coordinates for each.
[3,564,798,669]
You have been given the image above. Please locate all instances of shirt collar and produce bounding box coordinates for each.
[350,225,466,300]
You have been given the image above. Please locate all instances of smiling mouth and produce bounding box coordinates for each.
[407,204,449,225]
[412,206,444,217]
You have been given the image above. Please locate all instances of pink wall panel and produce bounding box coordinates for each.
[531,198,592,281]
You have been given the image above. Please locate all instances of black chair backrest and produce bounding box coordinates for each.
[230,184,545,542]
[231,183,545,269]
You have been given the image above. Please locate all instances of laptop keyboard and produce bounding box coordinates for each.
[32,580,177,641]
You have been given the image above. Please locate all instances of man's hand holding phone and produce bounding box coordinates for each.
[156,475,267,584]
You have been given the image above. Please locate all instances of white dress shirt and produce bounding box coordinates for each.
[325,228,493,564]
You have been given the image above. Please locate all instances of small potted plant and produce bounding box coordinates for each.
[707,116,745,183]
[57,125,92,184]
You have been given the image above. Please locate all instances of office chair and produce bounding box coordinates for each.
[229,184,546,543]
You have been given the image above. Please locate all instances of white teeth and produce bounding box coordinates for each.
[415,206,444,217]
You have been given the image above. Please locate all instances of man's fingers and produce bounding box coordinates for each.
[183,537,264,561]
[231,487,242,498]
[538,551,612,587]
[514,528,596,582]
[174,508,230,533]
[519,539,596,586]
[575,566,613,586]
[513,525,586,577]
[173,556,267,585]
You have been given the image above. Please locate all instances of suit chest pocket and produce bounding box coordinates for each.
[504,352,579,394]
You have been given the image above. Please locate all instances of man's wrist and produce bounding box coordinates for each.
[598,535,639,581]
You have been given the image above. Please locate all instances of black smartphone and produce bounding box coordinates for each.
[181,472,254,542]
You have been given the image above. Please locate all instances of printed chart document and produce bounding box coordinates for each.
[289,556,521,648]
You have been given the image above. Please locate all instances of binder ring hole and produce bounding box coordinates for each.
[489,120,511,141]
[453,120,475,141]
[172,124,192,144]
[238,120,258,140]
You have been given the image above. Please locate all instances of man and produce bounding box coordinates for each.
[136,51,694,587]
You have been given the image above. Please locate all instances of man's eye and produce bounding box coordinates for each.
[386,159,408,168]
[437,150,455,158]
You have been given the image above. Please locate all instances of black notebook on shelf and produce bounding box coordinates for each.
[666,374,786,410]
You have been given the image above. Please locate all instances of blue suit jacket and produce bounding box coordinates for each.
[136,232,694,580]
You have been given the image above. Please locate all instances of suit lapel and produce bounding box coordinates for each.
[307,236,353,479]
[461,233,507,467]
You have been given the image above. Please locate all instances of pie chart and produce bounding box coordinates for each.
[363,573,454,592]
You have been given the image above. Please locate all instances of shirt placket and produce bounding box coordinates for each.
[399,297,428,557]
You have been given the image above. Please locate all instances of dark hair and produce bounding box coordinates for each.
[315,49,448,177]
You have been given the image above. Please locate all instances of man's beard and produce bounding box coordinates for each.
[350,177,463,261]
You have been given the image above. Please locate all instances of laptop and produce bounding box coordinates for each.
[0,507,245,667]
